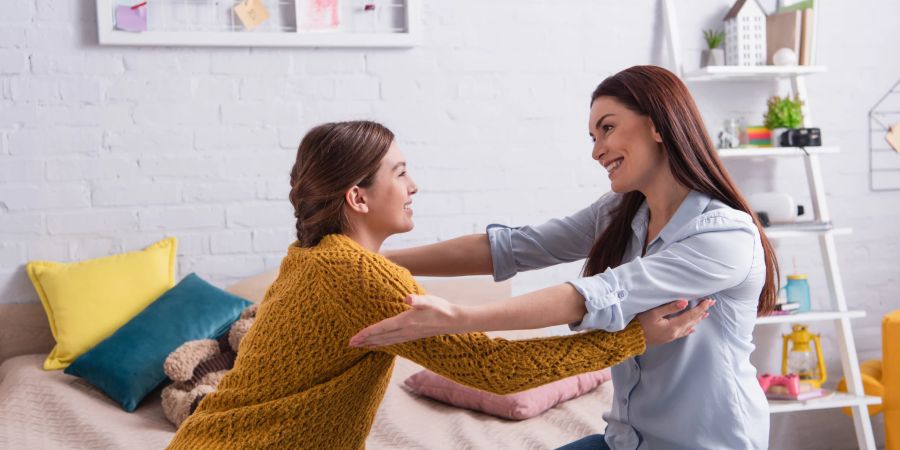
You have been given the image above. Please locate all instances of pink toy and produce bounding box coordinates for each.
[757,373,801,397]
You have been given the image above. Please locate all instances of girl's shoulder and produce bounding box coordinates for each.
[284,234,424,300]
[284,233,407,278]
[357,251,424,297]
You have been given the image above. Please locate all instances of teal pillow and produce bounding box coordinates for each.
[64,273,253,412]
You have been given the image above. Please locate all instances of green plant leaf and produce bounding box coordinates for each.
[764,94,805,129]
[703,29,725,49]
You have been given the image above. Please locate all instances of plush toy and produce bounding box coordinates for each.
[161,304,258,426]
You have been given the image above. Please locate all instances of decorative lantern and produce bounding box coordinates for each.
[781,324,827,389]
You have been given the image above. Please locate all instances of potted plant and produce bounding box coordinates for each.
[701,29,725,67]
[764,94,805,146]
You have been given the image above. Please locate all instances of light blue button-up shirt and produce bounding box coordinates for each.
[487,190,769,450]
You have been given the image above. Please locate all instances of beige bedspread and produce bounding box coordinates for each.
[0,274,612,449]
[0,353,610,450]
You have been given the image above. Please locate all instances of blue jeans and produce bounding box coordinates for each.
[556,434,611,450]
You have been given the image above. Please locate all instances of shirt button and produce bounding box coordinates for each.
[617,291,626,299]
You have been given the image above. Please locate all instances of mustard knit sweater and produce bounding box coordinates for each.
[167,234,646,450]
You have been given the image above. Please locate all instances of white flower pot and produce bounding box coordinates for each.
[701,48,725,67]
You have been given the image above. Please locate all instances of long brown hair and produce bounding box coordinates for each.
[289,121,394,247]
[582,65,779,315]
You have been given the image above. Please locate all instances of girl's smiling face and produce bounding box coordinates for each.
[357,142,418,236]
[588,96,668,194]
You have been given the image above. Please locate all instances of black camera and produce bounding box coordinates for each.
[780,128,821,147]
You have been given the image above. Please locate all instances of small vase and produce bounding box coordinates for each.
[701,48,725,67]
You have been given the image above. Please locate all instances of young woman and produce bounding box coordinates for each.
[350,66,779,450]
[166,120,710,450]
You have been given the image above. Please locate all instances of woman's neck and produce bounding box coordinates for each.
[344,227,386,254]
[640,170,691,237]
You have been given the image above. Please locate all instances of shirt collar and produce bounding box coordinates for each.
[631,190,712,247]
[630,200,650,238]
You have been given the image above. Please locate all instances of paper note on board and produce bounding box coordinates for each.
[298,0,340,31]
[115,4,147,32]
[234,0,270,31]
[887,122,900,153]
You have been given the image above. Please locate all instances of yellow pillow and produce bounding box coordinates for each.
[26,237,177,370]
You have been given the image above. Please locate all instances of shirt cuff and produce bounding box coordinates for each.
[566,275,628,332]
[485,224,517,282]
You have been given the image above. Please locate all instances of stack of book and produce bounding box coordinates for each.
[770,298,801,316]
[766,1,816,65]
[766,386,832,401]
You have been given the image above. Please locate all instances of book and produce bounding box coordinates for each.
[799,8,816,65]
[777,0,814,14]
[766,388,832,401]
[776,302,800,312]
[766,10,802,65]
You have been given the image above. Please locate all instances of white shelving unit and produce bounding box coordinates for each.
[664,2,879,449]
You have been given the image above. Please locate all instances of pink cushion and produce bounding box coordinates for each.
[403,368,612,420]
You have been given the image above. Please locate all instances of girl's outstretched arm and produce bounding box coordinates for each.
[349,286,713,350]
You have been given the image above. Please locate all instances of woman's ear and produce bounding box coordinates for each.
[345,186,369,214]
[648,117,663,144]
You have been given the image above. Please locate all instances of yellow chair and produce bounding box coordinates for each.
[837,310,900,450]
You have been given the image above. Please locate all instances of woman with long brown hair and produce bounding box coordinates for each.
[166,120,708,449]
[351,66,779,450]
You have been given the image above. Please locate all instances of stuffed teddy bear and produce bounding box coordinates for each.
[161,304,258,427]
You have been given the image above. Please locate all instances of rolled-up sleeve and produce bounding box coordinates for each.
[569,212,757,332]
[486,193,617,282]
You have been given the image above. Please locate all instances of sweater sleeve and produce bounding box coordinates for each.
[341,256,646,395]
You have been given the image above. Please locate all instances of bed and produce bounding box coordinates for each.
[0,273,613,449]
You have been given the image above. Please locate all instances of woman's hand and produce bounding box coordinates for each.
[637,298,715,346]
[349,294,467,348]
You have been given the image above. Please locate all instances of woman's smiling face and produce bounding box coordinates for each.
[588,96,668,194]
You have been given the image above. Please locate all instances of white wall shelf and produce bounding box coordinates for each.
[96,30,420,48]
[684,65,827,82]
[764,223,851,239]
[717,146,839,158]
[96,0,421,48]
[769,393,882,414]
[756,310,866,325]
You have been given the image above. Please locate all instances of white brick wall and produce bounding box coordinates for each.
[1,1,898,448]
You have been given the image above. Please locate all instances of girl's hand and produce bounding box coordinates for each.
[637,298,715,346]
[349,294,715,349]
[349,294,466,348]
